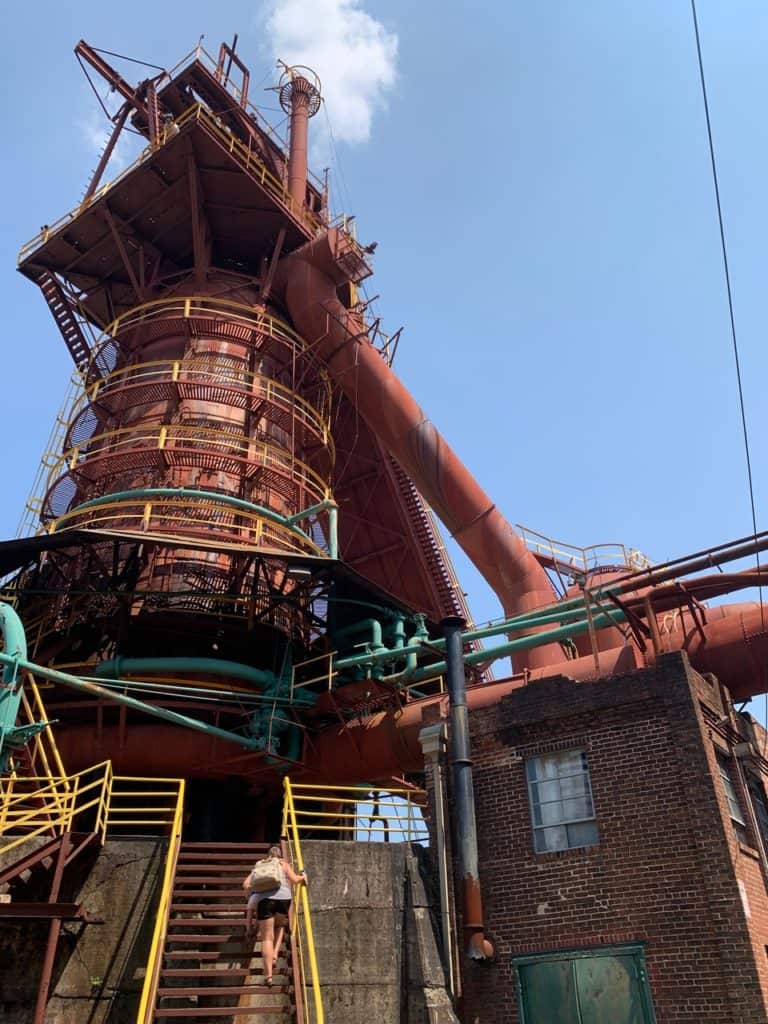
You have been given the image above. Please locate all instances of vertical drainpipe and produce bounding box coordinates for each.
[442,615,494,961]
[419,722,459,998]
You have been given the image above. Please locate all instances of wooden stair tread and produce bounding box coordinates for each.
[158,984,287,996]
[154,1007,288,1017]
[170,889,246,898]
[168,918,249,928]
[161,968,252,978]
[171,904,248,912]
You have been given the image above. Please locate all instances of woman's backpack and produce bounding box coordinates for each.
[248,858,282,893]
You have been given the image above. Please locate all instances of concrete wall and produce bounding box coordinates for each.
[302,839,458,1024]
[0,838,163,1024]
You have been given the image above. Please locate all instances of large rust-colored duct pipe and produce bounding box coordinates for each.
[281,232,559,669]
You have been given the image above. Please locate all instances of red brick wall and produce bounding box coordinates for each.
[446,653,768,1023]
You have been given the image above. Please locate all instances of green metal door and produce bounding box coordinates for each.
[515,945,656,1024]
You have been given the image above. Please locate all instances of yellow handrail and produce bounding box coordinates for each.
[516,524,651,574]
[47,497,328,559]
[135,777,186,1024]
[50,422,332,504]
[283,777,324,1024]
[283,782,428,842]
[1,680,184,1024]
[97,296,312,362]
[70,358,332,452]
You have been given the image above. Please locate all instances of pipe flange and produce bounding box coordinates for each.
[279,66,322,117]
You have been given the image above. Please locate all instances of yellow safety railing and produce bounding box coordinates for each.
[517,524,650,576]
[18,101,368,267]
[49,422,332,504]
[70,359,333,452]
[290,651,337,700]
[96,296,313,362]
[282,777,324,1024]
[1,679,183,1022]
[18,675,70,801]
[16,371,85,538]
[135,777,186,1024]
[0,761,183,854]
[283,782,428,843]
[47,496,328,559]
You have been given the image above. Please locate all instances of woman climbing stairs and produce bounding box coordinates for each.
[152,841,297,1021]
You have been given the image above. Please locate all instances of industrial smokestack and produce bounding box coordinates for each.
[279,65,322,209]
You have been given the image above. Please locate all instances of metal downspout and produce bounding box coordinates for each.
[419,722,458,998]
[442,616,493,961]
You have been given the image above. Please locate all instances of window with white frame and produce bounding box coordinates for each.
[717,756,748,844]
[526,749,598,853]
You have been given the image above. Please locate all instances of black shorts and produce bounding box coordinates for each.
[257,898,291,921]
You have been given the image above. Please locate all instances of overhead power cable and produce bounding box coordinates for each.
[690,1,767,705]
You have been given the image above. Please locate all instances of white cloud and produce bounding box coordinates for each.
[263,0,398,146]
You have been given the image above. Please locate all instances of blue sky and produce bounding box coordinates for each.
[2,0,767,637]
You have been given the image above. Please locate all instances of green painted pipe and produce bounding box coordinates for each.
[88,677,304,705]
[406,608,626,684]
[0,651,263,751]
[95,656,277,690]
[333,595,624,670]
[335,607,625,675]
[286,499,339,559]
[0,603,27,686]
[332,619,385,650]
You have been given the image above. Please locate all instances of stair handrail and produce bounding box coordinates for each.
[135,777,186,1024]
[0,760,111,858]
[282,776,324,1024]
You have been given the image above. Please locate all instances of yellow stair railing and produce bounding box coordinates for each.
[280,779,429,1023]
[135,776,186,1024]
[0,676,185,1024]
[282,781,428,842]
[282,777,325,1024]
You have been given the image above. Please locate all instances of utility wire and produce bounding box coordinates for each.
[92,47,165,72]
[690,2,767,709]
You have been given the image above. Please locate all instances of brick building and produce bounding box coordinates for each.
[447,652,768,1023]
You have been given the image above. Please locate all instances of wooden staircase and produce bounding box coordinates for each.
[153,841,296,1022]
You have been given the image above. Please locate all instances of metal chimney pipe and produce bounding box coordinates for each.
[279,68,321,210]
[442,615,494,961]
[287,84,309,206]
